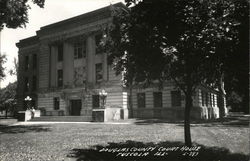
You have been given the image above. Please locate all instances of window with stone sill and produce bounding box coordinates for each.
[209,93,212,106]
[95,34,102,54]
[24,77,29,92]
[54,97,60,110]
[95,63,103,83]
[216,94,220,107]
[205,92,209,106]
[201,91,205,106]
[24,55,29,71]
[57,44,63,62]
[212,94,215,107]
[153,92,162,108]
[32,75,37,91]
[74,41,86,59]
[92,95,100,108]
[137,93,145,108]
[57,69,63,87]
[171,91,181,107]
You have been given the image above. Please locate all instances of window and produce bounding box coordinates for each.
[153,92,162,108]
[128,93,132,108]
[210,93,212,106]
[205,92,208,106]
[25,56,29,71]
[32,54,37,69]
[211,94,214,106]
[57,69,63,87]
[137,93,145,108]
[92,95,100,108]
[95,34,102,54]
[24,77,29,91]
[201,91,205,106]
[171,91,181,107]
[217,94,220,107]
[32,76,37,91]
[57,44,63,61]
[95,63,103,83]
[74,41,86,59]
[54,97,60,110]
[212,94,215,106]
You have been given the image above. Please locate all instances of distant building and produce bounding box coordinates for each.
[16,3,225,121]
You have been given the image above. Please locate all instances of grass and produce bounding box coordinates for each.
[0,118,249,161]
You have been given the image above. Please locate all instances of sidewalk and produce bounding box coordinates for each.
[13,121,132,126]
[1,114,249,126]
[0,118,18,126]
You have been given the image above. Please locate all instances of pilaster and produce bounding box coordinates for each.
[87,36,95,83]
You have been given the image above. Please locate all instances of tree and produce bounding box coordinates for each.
[9,57,18,77]
[0,82,17,118]
[0,0,45,80]
[101,0,246,146]
[0,54,6,80]
[223,0,249,113]
[0,0,45,29]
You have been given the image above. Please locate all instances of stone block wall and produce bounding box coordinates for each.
[130,85,221,120]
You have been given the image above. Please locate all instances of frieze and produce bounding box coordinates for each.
[18,45,39,54]
[37,82,125,98]
[39,18,111,43]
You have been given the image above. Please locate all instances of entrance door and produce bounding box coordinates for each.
[70,100,82,116]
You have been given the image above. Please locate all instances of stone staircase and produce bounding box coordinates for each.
[30,116,92,122]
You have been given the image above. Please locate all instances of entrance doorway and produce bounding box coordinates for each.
[70,100,82,116]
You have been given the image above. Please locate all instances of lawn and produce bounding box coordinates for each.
[0,119,249,161]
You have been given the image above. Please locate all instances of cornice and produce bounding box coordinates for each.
[18,44,39,54]
[16,36,39,48]
[16,2,126,49]
[37,3,125,37]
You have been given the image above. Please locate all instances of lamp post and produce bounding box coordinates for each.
[24,96,32,110]
[99,89,107,109]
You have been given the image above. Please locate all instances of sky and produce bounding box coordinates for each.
[1,0,123,88]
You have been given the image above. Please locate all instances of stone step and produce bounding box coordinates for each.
[30,116,92,122]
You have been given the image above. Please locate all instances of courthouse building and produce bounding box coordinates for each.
[16,3,225,121]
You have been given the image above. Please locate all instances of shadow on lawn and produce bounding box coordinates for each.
[190,116,249,127]
[0,125,51,134]
[188,115,249,127]
[67,140,249,161]
[134,116,249,127]
[134,119,183,125]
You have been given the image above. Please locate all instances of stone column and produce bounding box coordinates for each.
[39,41,50,89]
[50,46,57,87]
[87,36,95,83]
[63,42,74,86]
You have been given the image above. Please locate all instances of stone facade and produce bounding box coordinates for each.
[129,84,223,120]
[16,3,225,121]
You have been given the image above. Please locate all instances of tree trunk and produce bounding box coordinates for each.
[5,105,8,118]
[218,73,226,118]
[128,84,133,118]
[184,85,193,147]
